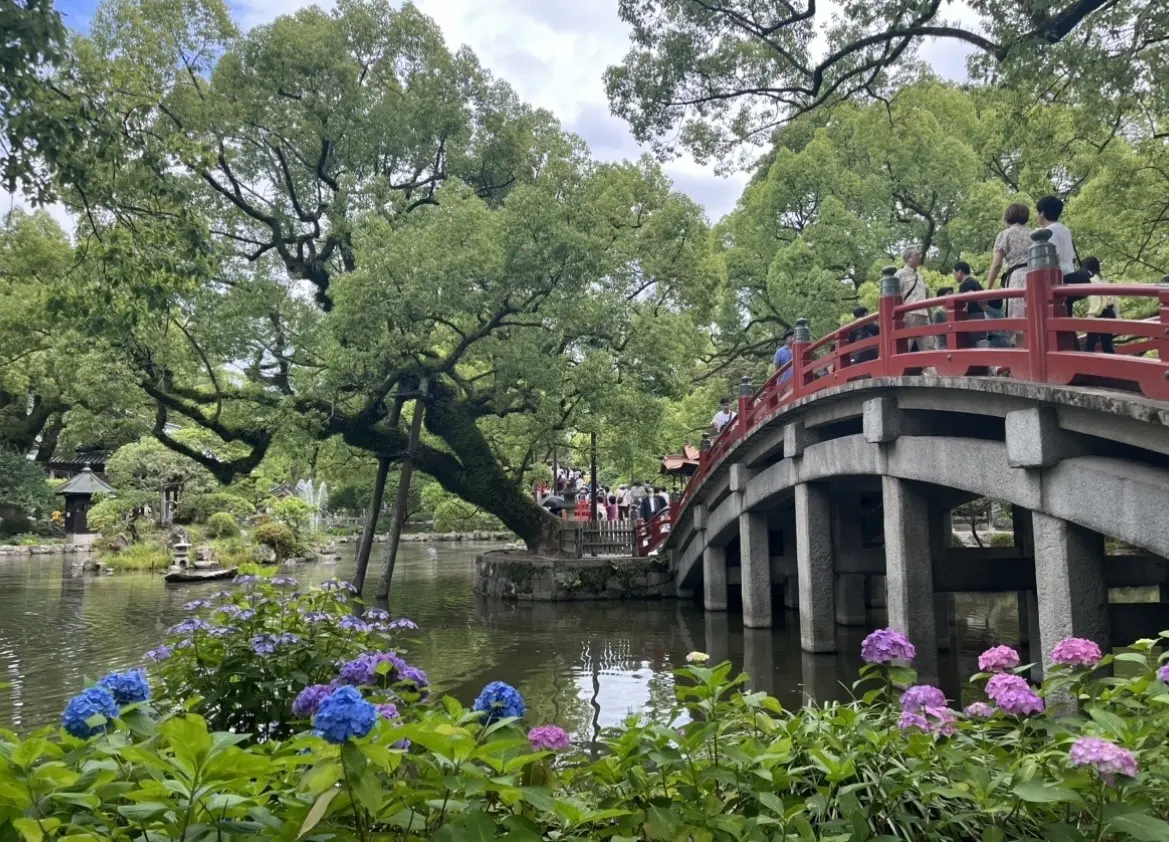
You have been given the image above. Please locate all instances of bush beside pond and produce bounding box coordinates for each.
[3,575,1169,841]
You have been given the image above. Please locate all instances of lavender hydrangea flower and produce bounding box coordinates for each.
[61,687,120,739]
[365,608,389,621]
[375,703,400,720]
[986,673,1029,701]
[251,634,277,655]
[900,685,946,712]
[1051,638,1103,668]
[528,724,571,751]
[167,618,211,636]
[216,605,255,621]
[389,618,419,631]
[338,652,407,686]
[207,626,239,639]
[860,628,916,664]
[339,616,371,632]
[277,633,301,646]
[1158,663,1169,683]
[292,684,334,717]
[985,674,1044,715]
[978,645,1021,673]
[313,687,376,744]
[399,665,429,688]
[898,710,928,732]
[899,706,958,736]
[233,575,259,586]
[964,702,995,719]
[1069,737,1139,785]
[271,576,297,587]
[98,669,151,704]
[301,611,330,624]
[144,645,174,662]
[321,579,358,593]
[184,599,212,611]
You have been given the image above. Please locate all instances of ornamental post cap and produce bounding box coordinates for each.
[739,376,753,396]
[1030,228,1053,243]
[793,318,812,342]
[882,265,897,276]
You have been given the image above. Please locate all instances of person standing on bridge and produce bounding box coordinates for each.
[712,398,736,434]
[896,247,930,351]
[1036,196,1076,277]
[773,328,795,381]
[985,203,1033,327]
[1080,257,1117,354]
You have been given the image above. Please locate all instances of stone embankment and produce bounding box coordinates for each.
[0,543,93,556]
[337,531,514,544]
[474,551,674,601]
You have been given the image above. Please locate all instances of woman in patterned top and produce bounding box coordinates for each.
[985,202,1033,322]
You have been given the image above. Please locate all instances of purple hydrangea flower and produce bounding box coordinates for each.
[313,687,376,744]
[184,599,212,611]
[1051,638,1103,668]
[978,645,1021,673]
[899,706,958,736]
[860,628,916,664]
[339,616,371,632]
[144,645,174,662]
[292,683,334,717]
[964,702,995,719]
[365,608,389,621]
[399,665,429,688]
[207,626,238,639]
[900,685,946,712]
[277,633,300,646]
[1069,737,1139,785]
[986,673,1029,701]
[321,579,358,593]
[271,576,297,587]
[375,703,400,720]
[389,618,419,631]
[167,618,212,636]
[898,710,928,732]
[1158,663,1169,683]
[338,652,406,686]
[251,634,277,655]
[301,611,330,624]
[233,575,259,586]
[216,605,255,621]
[528,724,571,751]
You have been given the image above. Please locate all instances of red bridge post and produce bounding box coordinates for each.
[791,317,811,398]
[878,265,902,375]
[737,375,753,435]
[1024,228,1060,383]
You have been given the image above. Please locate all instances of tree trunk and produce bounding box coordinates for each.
[376,378,428,602]
[352,456,390,594]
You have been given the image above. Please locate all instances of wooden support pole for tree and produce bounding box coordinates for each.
[376,377,429,603]
[351,456,390,595]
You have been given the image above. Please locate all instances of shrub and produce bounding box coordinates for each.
[204,511,240,538]
[205,491,255,519]
[253,520,296,560]
[100,540,170,571]
[0,515,32,537]
[990,531,1016,547]
[432,499,503,534]
[211,536,253,568]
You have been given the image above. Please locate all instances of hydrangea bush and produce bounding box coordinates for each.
[1,624,1169,840]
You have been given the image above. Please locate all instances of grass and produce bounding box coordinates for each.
[98,540,171,571]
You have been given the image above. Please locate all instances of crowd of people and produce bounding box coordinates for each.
[709,195,1136,435]
[533,468,673,522]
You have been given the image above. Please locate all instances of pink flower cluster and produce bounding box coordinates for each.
[986,674,1044,715]
[900,684,946,712]
[899,706,958,737]
[861,628,916,664]
[528,724,571,752]
[1159,663,1169,683]
[1069,737,1138,785]
[978,645,1021,673]
[1050,637,1103,668]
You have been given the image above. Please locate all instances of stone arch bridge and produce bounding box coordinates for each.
[654,232,1169,684]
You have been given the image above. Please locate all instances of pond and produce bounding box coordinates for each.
[0,543,1025,740]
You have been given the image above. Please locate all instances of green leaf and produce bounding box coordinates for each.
[519,787,557,814]
[434,811,497,842]
[1042,823,1088,842]
[298,787,340,838]
[1104,805,1169,841]
[117,802,170,820]
[1011,781,1082,805]
[644,804,679,839]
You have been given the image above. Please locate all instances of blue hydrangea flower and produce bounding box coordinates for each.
[215,605,255,621]
[388,618,419,631]
[251,634,277,655]
[339,616,371,632]
[321,579,358,593]
[184,599,212,611]
[233,575,259,586]
[473,681,525,723]
[98,669,151,704]
[301,611,330,624]
[167,618,211,636]
[144,645,174,662]
[364,608,389,621]
[207,626,238,639]
[61,687,120,739]
[271,576,297,587]
[277,633,301,646]
[313,686,377,744]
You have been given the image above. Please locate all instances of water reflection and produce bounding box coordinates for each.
[0,546,1030,734]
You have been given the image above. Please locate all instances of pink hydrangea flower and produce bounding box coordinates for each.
[861,628,916,664]
[900,684,946,712]
[964,702,995,719]
[899,706,958,736]
[1069,737,1138,785]
[978,645,1021,673]
[1157,663,1169,683]
[986,673,1044,716]
[1051,638,1103,668]
[528,724,571,752]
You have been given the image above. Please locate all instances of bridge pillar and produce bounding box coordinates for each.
[702,545,728,611]
[739,510,773,628]
[929,507,955,653]
[833,497,867,627]
[882,476,939,684]
[743,628,776,695]
[1033,512,1110,679]
[782,516,799,610]
[796,482,836,652]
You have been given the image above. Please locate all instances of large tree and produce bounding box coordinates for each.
[36,0,714,551]
[605,0,1168,167]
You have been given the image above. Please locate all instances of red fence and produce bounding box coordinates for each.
[639,251,1169,558]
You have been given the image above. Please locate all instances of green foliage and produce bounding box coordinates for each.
[106,433,224,498]
[990,531,1016,548]
[327,482,370,515]
[203,511,239,538]
[252,521,296,561]
[7,621,1169,841]
[266,496,314,537]
[0,449,54,516]
[175,490,255,523]
[86,491,154,537]
[100,540,169,571]
[0,515,33,538]
[209,536,252,568]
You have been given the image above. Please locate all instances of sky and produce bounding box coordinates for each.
[27,0,974,227]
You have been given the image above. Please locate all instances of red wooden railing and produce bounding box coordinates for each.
[638,237,1169,558]
[634,506,673,557]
